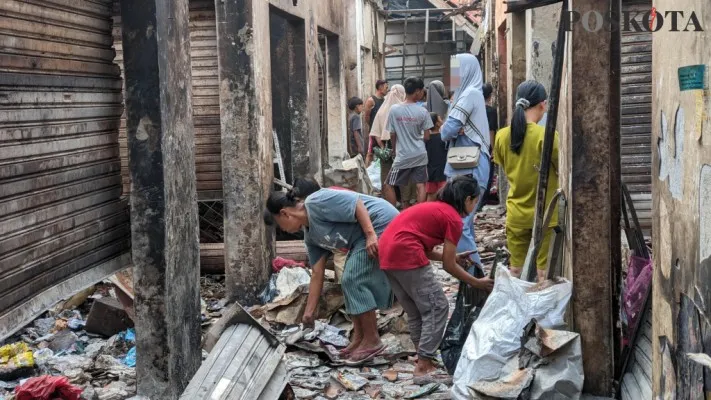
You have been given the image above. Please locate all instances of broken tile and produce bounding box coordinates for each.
[293,386,319,399]
[380,382,407,398]
[364,385,381,398]
[324,378,346,399]
[285,351,322,370]
[405,382,441,398]
[333,370,368,391]
[382,369,398,382]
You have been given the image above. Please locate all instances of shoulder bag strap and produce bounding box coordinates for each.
[451,104,488,147]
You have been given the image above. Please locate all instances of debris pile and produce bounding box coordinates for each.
[0,208,508,400]
[0,274,229,400]
[248,207,509,399]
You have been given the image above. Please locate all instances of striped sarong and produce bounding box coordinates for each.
[341,248,393,315]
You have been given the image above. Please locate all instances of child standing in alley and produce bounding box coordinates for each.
[348,97,365,158]
[425,112,447,201]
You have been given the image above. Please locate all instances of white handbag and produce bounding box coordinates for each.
[446,104,487,169]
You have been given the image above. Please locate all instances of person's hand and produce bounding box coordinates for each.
[475,277,495,293]
[302,310,315,327]
[456,250,476,267]
[458,128,465,136]
[365,233,379,258]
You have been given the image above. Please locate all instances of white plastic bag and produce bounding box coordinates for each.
[367,159,382,192]
[451,267,573,400]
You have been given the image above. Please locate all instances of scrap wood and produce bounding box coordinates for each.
[203,302,279,352]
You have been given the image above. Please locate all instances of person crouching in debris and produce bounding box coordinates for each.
[493,80,559,282]
[378,176,495,377]
[264,186,398,365]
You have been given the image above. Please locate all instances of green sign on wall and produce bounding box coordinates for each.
[678,65,706,91]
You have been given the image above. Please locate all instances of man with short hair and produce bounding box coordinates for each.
[385,77,433,205]
[364,80,389,166]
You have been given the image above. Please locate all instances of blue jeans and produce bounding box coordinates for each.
[447,155,491,265]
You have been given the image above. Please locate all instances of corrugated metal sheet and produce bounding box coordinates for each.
[180,324,288,400]
[0,0,130,314]
[113,0,222,199]
[620,0,652,234]
[620,304,653,400]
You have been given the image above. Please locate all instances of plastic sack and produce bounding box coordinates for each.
[451,268,573,400]
[14,376,83,400]
[258,274,279,304]
[622,255,652,342]
[123,347,136,367]
[440,265,489,374]
[367,159,382,192]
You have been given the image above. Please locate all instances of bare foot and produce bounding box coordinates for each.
[341,334,362,355]
[414,358,438,377]
[357,338,383,352]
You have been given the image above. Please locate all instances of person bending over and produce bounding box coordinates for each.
[264,187,397,365]
[378,176,494,377]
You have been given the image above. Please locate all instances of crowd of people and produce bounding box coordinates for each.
[263,53,560,377]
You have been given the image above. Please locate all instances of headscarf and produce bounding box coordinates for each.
[370,84,406,141]
[447,54,491,154]
[426,80,448,119]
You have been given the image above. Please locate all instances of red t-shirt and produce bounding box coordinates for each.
[378,201,463,270]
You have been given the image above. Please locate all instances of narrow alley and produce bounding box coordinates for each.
[0,0,709,399]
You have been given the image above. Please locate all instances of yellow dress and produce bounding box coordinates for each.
[494,122,559,269]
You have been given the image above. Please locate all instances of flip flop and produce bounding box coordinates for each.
[338,348,352,358]
[344,344,387,366]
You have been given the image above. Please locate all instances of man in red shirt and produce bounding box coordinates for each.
[379,176,494,377]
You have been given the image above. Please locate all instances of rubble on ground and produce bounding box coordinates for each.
[0,207,506,400]
[0,274,229,400]
[251,206,508,400]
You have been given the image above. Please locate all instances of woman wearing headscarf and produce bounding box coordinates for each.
[494,80,558,282]
[440,54,491,266]
[370,84,406,207]
[426,80,449,120]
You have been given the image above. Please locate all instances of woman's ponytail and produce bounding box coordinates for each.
[509,80,548,154]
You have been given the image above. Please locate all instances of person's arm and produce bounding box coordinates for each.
[302,254,328,326]
[354,129,363,155]
[390,131,397,157]
[364,97,375,131]
[355,199,379,258]
[441,117,464,141]
[439,240,494,292]
[424,129,431,141]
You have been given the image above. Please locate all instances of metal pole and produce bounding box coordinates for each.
[521,0,569,282]
[422,9,429,79]
[401,0,410,81]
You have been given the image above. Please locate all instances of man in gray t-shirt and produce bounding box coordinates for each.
[385,77,434,205]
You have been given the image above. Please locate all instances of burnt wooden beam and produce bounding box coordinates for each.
[557,0,621,395]
[215,0,273,304]
[119,0,201,397]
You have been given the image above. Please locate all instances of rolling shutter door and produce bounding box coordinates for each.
[620,0,653,234]
[113,0,222,200]
[0,0,130,314]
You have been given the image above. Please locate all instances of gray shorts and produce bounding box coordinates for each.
[386,165,428,186]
